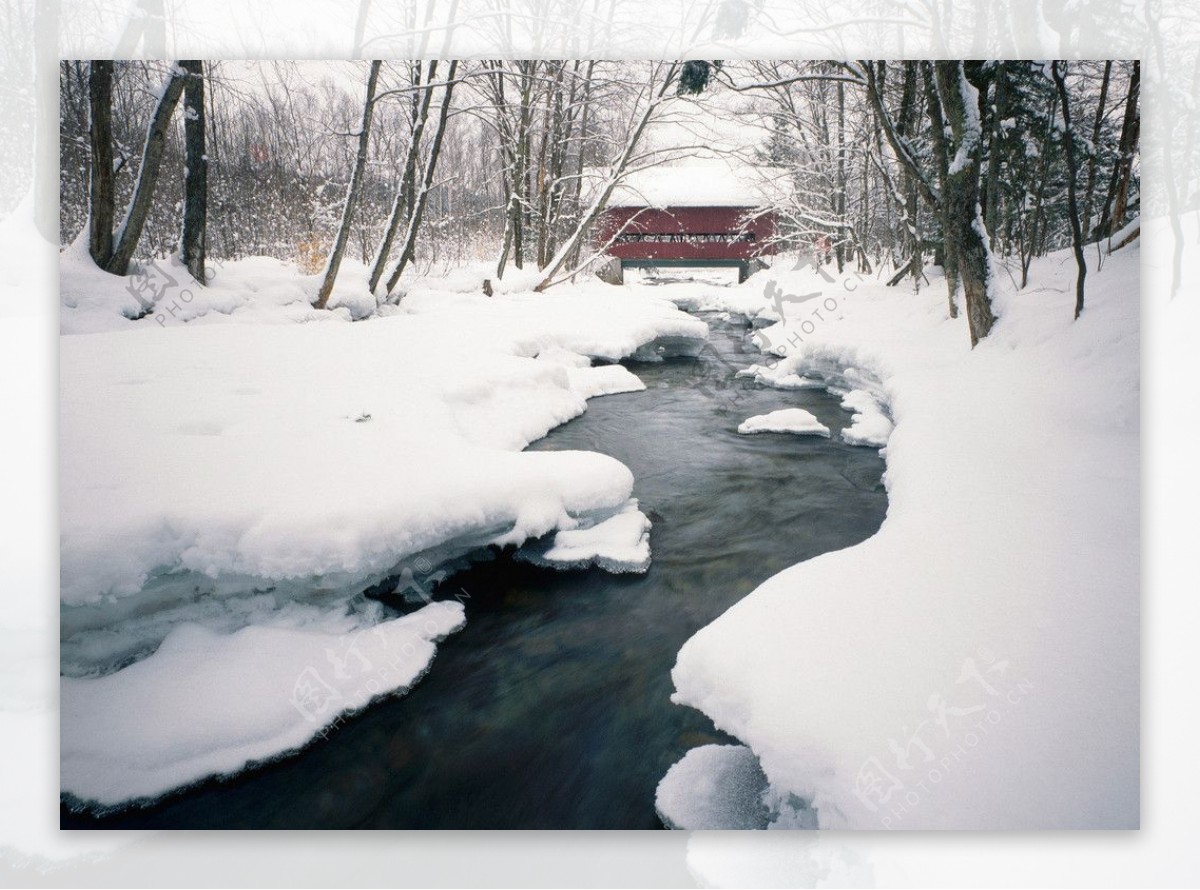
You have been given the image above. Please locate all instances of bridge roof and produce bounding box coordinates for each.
[595,160,786,210]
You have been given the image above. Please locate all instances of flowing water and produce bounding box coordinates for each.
[62,313,887,830]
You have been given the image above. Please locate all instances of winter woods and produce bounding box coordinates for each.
[60,59,1137,339]
[741,60,1137,340]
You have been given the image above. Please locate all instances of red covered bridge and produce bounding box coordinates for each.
[592,163,778,283]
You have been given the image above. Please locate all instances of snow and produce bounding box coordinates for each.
[665,241,1140,829]
[948,64,983,175]
[1108,213,1141,250]
[737,408,831,437]
[61,601,465,808]
[60,270,704,611]
[737,363,825,390]
[59,252,706,807]
[517,499,651,574]
[600,158,787,209]
[838,389,894,448]
[566,364,646,399]
[655,744,771,830]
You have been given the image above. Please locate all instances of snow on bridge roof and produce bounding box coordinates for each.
[597,160,785,210]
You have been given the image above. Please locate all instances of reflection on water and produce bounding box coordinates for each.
[63,315,886,829]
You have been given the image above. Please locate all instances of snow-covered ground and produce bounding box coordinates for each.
[57,225,1139,828]
[59,250,707,807]
[660,239,1140,829]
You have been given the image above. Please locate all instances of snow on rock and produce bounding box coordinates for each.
[737,364,825,390]
[517,499,651,574]
[838,389,894,448]
[668,243,1140,829]
[655,744,771,830]
[61,601,465,809]
[737,408,831,437]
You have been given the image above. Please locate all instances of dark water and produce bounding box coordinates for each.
[62,315,887,830]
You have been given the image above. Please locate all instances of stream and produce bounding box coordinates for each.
[62,312,887,830]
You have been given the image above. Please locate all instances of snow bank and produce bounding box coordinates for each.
[61,601,465,808]
[60,256,707,807]
[59,242,348,334]
[517,499,651,574]
[838,390,894,448]
[665,244,1140,829]
[737,408,830,437]
[656,744,770,830]
[737,364,825,390]
[61,279,703,615]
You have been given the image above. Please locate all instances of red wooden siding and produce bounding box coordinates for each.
[595,206,776,262]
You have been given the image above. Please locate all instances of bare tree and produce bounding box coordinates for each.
[1079,60,1111,243]
[383,59,460,293]
[983,61,1009,242]
[314,60,382,310]
[180,60,208,283]
[87,60,115,268]
[1101,60,1140,239]
[369,61,440,294]
[1052,61,1086,320]
[106,63,186,276]
[533,62,681,292]
[933,61,995,346]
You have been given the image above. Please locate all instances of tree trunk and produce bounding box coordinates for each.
[495,62,536,278]
[934,61,996,346]
[369,61,437,294]
[87,60,115,269]
[1022,93,1058,286]
[1109,60,1140,236]
[180,60,208,283]
[898,62,923,285]
[562,60,596,272]
[1080,60,1111,243]
[834,79,846,273]
[385,60,459,293]
[922,62,959,318]
[983,61,1008,243]
[106,63,187,276]
[1052,61,1086,319]
[314,60,382,310]
[533,63,680,292]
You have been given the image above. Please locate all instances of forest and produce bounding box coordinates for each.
[59,59,1139,342]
